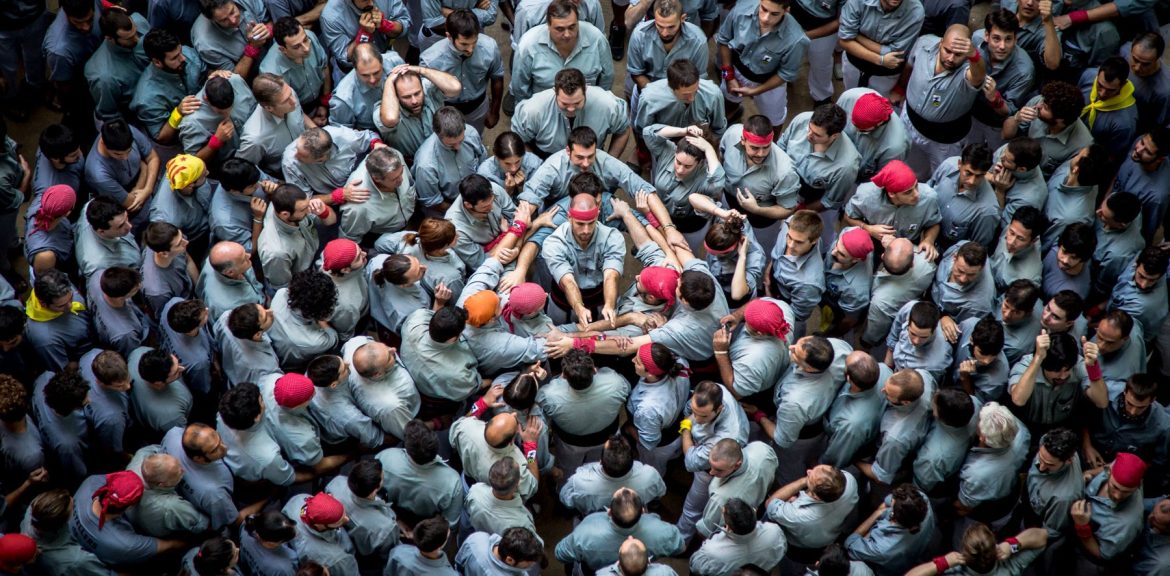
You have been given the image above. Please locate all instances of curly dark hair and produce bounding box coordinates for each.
[287,269,338,321]
[1040,81,1085,126]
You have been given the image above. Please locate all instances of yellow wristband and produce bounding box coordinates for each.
[167,107,183,129]
[679,419,692,433]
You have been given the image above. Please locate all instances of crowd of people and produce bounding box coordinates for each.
[0,0,1169,574]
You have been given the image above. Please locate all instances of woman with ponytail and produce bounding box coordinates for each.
[703,213,766,308]
[182,537,240,576]
[625,342,690,477]
[238,510,297,576]
[374,217,469,298]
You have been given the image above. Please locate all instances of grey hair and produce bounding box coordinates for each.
[300,128,333,161]
[488,456,520,493]
[432,106,466,139]
[34,268,73,303]
[366,146,403,178]
[978,402,1018,449]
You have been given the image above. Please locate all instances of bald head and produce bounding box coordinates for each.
[485,413,519,448]
[883,238,915,275]
[569,193,598,217]
[943,24,971,42]
[142,454,182,487]
[617,537,649,575]
[846,350,880,390]
[889,369,925,402]
[353,341,394,379]
[710,438,743,466]
[182,423,224,463]
[209,241,248,278]
[609,488,643,528]
[353,43,380,66]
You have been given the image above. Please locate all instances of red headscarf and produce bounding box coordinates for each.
[851,93,894,131]
[93,471,144,528]
[870,160,917,196]
[34,185,76,231]
[744,299,791,341]
[501,283,546,332]
[640,266,680,306]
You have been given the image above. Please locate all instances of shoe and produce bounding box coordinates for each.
[502,93,515,116]
[609,24,627,61]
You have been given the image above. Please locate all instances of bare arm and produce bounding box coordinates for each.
[419,66,462,98]
[379,73,402,129]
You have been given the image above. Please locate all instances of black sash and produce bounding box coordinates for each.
[845,52,903,85]
[449,90,487,115]
[905,104,972,144]
[788,1,836,31]
[731,50,776,84]
[549,416,621,448]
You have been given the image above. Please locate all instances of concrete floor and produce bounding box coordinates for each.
[1,2,1002,574]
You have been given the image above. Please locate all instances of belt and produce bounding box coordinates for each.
[659,413,685,445]
[845,52,903,83]
[967,493,1019,524]
[550,416,621,447]
[798,420,826,440]
[449,91,487,115]
[905,104,971,145]
[549,282,605,312]
[723,188,778,231]
[971,96,1008,128]
[797,173,826,204]
[788,2,836,30]
[731,50,776,84]
[417,394,461,421]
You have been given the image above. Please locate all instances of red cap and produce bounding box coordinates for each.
[93,471,145,528]
[852,93,894,131]
[840,227,874,259]
[1111,452,1147,488]
[301,492,345,525]
[322,239,360,273]
[744,299,791,340]
[640,266,680,307]
[0,534,36,570]
[274,373,316,408]
[871,160,918,196]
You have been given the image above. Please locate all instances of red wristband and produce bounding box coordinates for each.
[749,410,767,424]
[1086,362,1103,381]
[644,213,661,229]
[320,93,332,108]
[968,50,981,64]
[932,557,950,573]
[244,44,261,59]
[370,138,383,150]
[1075,523,1092,538]
[378,18,397,34]
[470,397,488,416]
[355,29,372,44]
[721,65,734,81]
[1068,9,1089,24]
[331,187,346,205]
[522,441,538,456]
[508,220,529,236]
[572,336,597,353]
[1005,537,1020,547]
[316,205,332,219]
[208,135,224,151]
[100,0,119,9]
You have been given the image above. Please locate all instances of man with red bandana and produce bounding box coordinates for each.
[844,159,942,261]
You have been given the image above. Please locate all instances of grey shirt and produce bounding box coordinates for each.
[777,111,861,209]
[715,0,809,81]
[419,35,505,104]
[930,156,1000,248]
[510,22,614,101]
[845,182,942,244]
[512,86,629,156]
[626,19,709,83]
[283,493,360,576]
[904,35,980,123]
[413,126,486,207]
[767,470,860,549]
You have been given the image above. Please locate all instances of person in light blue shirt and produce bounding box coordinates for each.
[258,373,326,466]
[560,435,667,517]
[624,0,709,102]
[931,145,998,251]
[845,483,935,576]
[766,212,824,329]
[80,350,131,460]
[268,272,340,373]
[966,10,1035,149]
[32,370,91,485]
[216,305,281,388]
[456,529,543,576]
[627,344,690,476]
[765,464,858,552]
[719,119,802,256]
[537,349,630,476]
[1091,192,1145,301]
[713,297,790,406]
[208,159,271,252]
[518,128,654,210]
[83,119,160,233]
[69,473,184,569]
[329,45,404,131]
[862,369,934,486]
[1007,330,1099,433]
[366,253,434,335]
[837,0,924,94]
[990,207,1044,296]
[1085,374,1170,474]
[191,0,272,75]
[197,241,265,320]
[952,315,1009,403]
[76,198,142,284]
[1074,457,1146,567]
[326,461,398,564]
[283,492,360,576]
[1134,497,1170,576]
[216,382,297,486]
[19,488,113,576]
[1042,222,1095,301]
[159,298,215,400]
[1091,310,1145,397]
[413,109,485,211]
[127,347,193,439]
[955,403,1031,530]
[419,10,505,133]
[512,71,629,158]
[1078,59,1138,159]
[778,104,861,229]
[43,0,101,91]
[141,223,197,317]
[376,420,463,526]
[715,0,809,131]
[886,301,954,383]
[307,356,387,451]
[383,516,459,576]
[677,381,748,539]
[1001,82,1094,177]
[238,510,298,576]
[282,125,379,199]
[131,29,206,143]
[124,449,211,538]
[822,352,890,468]
[912,389,978,495]
[509,3,613,102]
[419,0,496,48]
[260,18,329,111]
[374,66,461,162]
[238,74,309,179]
[554,488,684,574]
[509,0,603,51]
[837,88,911,181]
[691,498,786,576]
[85,10,151,122]
[343,336,419,441]
[319,0,409,73]
[842,161,942,249]
[1114,129,1170,243]
[30,124,85,204]
[1101,248,1164,342]
[24,270,93,374]
[1042,143,1110,254]
[634,64,726,138]
[148,0,203,37]
[861,238,937,347]
[178,74,258,168]
[150,158,214,247]
[398,307,482,403]
[933,241,996,330]
[87,268,149,360]
[1025,427,1082,540]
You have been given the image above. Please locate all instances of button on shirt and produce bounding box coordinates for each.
[1007,354,1089,429]
[1018,94,1095,176]
[932,242,996,322]
[904,35,980,123]
[845,182,942,244]
[930,156,999,248]
[720,125,802,211]
[259,29,328,107]
[778,111,861,210]
[420,35,505,105]
[626,19,709,83]
[543,221,626,292]
[510,22,614,101]
[767,469,860,548]
[513,86,628,156]
[838,0,924,56]
[373,79,446,160]
[716,1,808,82]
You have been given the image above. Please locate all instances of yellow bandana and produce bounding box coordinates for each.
[1082,79,1136,129]
[25,292,85,322]
[166,154,206,191]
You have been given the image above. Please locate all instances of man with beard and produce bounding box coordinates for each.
[413,107,485,214]
[196,241,265,319]
[375,63,462,162]
[1108,246,1170,339]
[331,43,405,131]
[239,74,309,178]
[132,29,210,144]
[1123,32,1170,127]
[1112,127,1170,241]
[1043,224,1096,301]
[320,0,409,74]
[1002,80,1093,177]
[260,17,330,121]
[898,24,986,180]
[179,74,258,169]
[1084,374,1169,473]
[85,9,152,123]
[541,193,626,326]
[510,0,614,103]
[512,67,629,158]
[191,0,272,76]
[1078,57,1138,159]
[624,0,708,115]
[282,126,382,200]
[1008,330,1107,434]
[420,9,505,133]
[967,9,1035,149]
[257,184,337,292]
[719,115,801,257]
